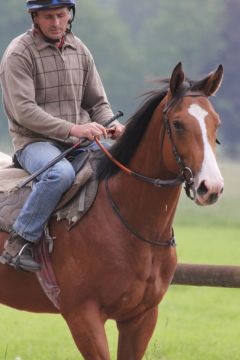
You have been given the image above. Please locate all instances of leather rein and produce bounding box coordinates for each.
[94,92,205,247]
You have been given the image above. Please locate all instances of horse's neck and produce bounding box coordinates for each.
[129,99,179,180]
[109,106,182,243]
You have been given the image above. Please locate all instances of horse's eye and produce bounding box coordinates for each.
[216,138,221,145]
[173,120,184,131]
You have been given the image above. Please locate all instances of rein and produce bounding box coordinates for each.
[94,91,205,247]
[95,137,184,188]
[95,131,179,247]
[105,176,176,247]
[95,137,178,247]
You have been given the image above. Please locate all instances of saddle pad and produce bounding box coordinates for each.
[0,152,13,168]
[0,167,31,193]
[0,152,100,232]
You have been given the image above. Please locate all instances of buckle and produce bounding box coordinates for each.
[169,237,177,247]
[182,167,194,185]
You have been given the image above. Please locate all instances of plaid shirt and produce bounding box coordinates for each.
[0,29,113,152]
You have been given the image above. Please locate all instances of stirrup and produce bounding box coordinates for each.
[11,243,30,269]
[0,241,41,272]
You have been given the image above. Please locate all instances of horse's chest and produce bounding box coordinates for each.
[133,260,170,306]
[108,252,176,319]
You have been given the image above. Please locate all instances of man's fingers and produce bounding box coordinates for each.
[92,123,107,139]
[106,127,116,137]
[70,122,115,141]
[84,123,107,140]
[109,124,125,139]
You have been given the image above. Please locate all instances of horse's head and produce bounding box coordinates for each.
[164,62,224,206]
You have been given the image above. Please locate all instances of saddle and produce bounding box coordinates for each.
[0,149,100,232]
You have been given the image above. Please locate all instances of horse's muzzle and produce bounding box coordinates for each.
[195,179,224,206]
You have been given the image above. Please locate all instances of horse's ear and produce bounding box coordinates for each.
[192,65,224,96]
[170,62,185,96]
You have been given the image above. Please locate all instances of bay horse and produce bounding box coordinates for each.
[0,63,224,359]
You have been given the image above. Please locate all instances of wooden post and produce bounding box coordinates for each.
[172,263,240,288]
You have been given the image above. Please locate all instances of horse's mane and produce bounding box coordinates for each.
[97,80,169,180]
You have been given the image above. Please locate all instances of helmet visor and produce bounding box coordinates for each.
[27,0,75,10]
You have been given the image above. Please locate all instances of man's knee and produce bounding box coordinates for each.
[51,160,75,190]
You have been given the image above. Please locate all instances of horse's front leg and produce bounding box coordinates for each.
[62,301,110,360]
[117,306,158,360]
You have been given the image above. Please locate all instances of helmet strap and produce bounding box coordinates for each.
[67,6,75,32]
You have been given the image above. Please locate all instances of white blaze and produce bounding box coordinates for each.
[188,104,223,193]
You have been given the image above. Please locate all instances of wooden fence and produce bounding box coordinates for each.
[172,263,240,288]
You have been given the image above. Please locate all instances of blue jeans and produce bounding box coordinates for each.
[13,142,75,242]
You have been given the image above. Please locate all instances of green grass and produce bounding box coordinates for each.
[0,161,240,359]
[146,225,240,360]
[175,160,240,228]
[146,285,240,360]
[0,226,239,360]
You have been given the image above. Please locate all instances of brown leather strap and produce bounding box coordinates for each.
[94,133,184,187]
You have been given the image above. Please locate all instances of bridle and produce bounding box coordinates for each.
[160,90,208,199]
[94,90,206,247]
[96,91,207,199]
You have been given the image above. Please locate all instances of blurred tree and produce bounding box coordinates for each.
[0,2,30,51]
[115,0,240,158]
[0,0,239,157]
[116,0,225,76]
[0,2,30,152]
[218,0,240,158]
[75,0,142,117]
[116,0,160,40]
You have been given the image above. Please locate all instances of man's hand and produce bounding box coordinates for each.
[109,122,125,140]
[69,122,108,141]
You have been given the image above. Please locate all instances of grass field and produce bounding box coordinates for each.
[0,160,239,359]
[174,160,240,228]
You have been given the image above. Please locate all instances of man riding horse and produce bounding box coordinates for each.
[0,0,125,272]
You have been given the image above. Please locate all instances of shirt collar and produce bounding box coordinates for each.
[29,29,77,51]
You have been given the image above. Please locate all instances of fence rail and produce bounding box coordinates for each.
[172,263,240,288]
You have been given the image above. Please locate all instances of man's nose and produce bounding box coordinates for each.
[52,16,60,25]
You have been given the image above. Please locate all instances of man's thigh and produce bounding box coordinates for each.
[16,142,63,174]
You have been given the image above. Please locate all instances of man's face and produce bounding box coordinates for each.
[34,7,71,40]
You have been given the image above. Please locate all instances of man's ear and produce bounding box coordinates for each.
[31,12,39,28]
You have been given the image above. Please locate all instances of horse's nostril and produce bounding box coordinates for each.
[220,187,224,194]
[209,192,218,204]
[197,181,208,196]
